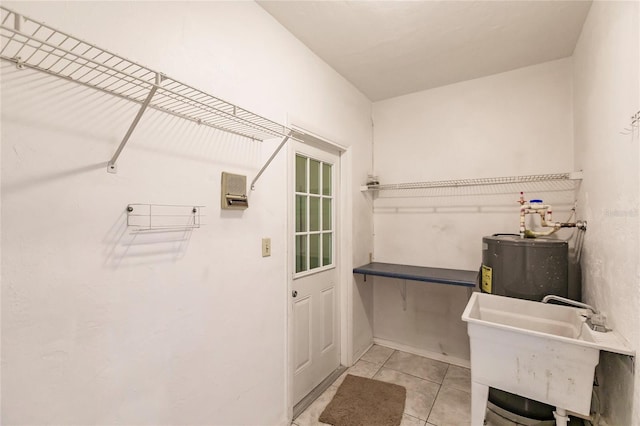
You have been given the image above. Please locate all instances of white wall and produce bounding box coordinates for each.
[572,2,640,424]
[0,2,373,424]
[371,58,575,362]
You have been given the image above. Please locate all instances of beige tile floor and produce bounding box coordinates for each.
[291,344,537,426]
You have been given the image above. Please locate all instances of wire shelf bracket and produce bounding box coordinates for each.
[107,73,163,173]
[0,6,295,175]
[250,132,292,190]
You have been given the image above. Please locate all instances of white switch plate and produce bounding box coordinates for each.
[262,238,271,257]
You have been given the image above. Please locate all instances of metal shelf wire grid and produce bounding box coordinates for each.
[0,6,289,141]
[365,173,581,192]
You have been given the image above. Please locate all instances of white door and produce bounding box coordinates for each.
[292,142,340,405]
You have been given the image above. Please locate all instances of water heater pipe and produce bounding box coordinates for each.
[518,193,587,238]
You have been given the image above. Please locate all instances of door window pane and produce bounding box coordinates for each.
[309,159,320,194]
[309,196,320,232]
[296,235,307,273]
[322,198,332,231]
[309,234,320,270]
[322,163,332,196]
[322,233,332,266]
[296,155,306,193]
[296,195,307,232]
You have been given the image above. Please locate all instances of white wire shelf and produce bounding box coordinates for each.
[0,6,293,175]
[126,204,204,232]
[361,172,583,192]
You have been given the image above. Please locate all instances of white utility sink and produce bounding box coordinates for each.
[462,292,634,426]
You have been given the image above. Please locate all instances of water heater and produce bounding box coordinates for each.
[481,234,569,301]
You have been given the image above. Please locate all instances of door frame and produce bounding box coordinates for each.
[285,123,353,421]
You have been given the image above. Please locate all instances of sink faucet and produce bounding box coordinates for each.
[542,295,598,313]
[542,295,609,332]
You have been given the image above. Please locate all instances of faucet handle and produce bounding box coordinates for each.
[588,313,609,332]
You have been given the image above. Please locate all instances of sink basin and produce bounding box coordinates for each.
[462,292,634,425]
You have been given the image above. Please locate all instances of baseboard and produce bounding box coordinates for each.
[351,341,374,366]
[373,337,470,368]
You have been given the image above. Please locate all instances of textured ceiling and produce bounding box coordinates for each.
[258,1,592,101]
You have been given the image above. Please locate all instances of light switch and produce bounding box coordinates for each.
[262,238,271,257]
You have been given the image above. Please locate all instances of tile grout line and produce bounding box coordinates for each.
[381,348,396,365]
[440,364,472,395]
[372,360,384,378]
[425,383,443,425]
[377,349,449,423]
[424,363,450,425]
[379,350,450,424]
[368,348,395,380]
[383,350,451,386]
[402,412,426,425]
[378,364,448,387]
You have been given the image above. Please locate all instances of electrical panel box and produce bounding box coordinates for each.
[221,172,248,210]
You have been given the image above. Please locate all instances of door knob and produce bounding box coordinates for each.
[292,290,298,298]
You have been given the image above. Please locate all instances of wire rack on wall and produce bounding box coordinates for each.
[361,172,583,198]
[126,204,204,232]
[0,6,294,177]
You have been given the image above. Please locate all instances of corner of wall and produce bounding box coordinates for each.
[571,1,640,424]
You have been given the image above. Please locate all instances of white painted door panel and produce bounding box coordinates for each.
[293,296,312,373]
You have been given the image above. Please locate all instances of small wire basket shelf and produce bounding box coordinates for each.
[126,204,204,232]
